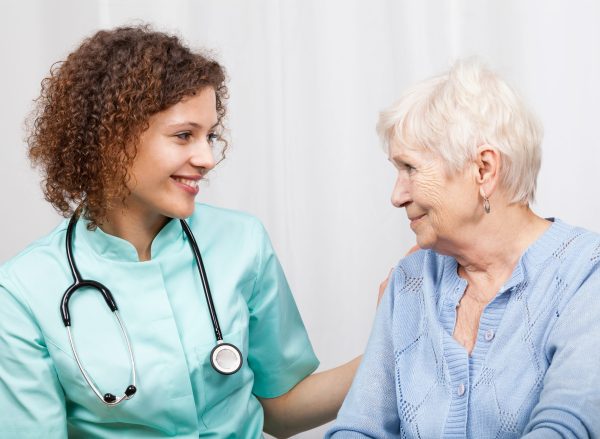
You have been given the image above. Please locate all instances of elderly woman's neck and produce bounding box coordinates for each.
[451,205,550,294]
[101,207,170,262]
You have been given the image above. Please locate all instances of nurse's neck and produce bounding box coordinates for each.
[101,208,170,262]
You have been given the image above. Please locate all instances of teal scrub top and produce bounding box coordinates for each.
[0,203,319,438]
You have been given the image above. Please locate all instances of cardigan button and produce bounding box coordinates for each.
[484,329,495,342]
[457,383,466,397]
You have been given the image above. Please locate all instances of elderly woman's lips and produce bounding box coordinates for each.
[409,214,426,225]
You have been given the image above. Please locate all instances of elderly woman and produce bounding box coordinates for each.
[326,60,600,438]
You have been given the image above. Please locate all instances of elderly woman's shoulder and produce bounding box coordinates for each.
[547,222,600,305]
[544,219,600,270]
[392,248,448,290]
[395,247,437,271]
[514,219,600,317]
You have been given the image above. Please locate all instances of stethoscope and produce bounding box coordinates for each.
[60,214,243,406]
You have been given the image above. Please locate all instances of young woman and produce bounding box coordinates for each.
[0,25,359,438]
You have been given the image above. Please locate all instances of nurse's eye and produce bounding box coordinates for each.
[207,132,219,144]
[175,131,192,141]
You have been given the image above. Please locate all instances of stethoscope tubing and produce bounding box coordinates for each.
[60,213,242,406]
[62,214,137,405]
[66,311,137,405]
[61,215,118,326]
[180,219,224,342]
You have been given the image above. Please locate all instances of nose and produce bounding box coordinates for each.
[391,173,411,208]
[190,138,216,171]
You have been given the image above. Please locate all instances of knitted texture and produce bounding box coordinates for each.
[327,219,600,438]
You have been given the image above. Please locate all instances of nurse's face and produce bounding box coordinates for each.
[125,87,219,222]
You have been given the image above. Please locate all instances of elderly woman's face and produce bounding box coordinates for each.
[388,143,480,252]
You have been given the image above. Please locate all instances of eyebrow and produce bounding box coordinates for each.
[165,121,219,130]
[389,155,405,164]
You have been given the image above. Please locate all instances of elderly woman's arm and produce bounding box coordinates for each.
[522,275,600,438]
[324,273,400,438]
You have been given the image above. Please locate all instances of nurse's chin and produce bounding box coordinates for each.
[163,203,197,221]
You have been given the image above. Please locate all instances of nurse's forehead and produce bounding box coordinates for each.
[154,95,218,128]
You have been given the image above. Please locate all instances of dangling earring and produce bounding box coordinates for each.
[481,189,491,214]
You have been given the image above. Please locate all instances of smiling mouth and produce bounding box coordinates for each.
[409,214,426,225]
[172,177,199,190]
[171,176,200,195]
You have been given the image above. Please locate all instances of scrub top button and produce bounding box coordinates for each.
[484,329,495,342]
[457,383,466,397]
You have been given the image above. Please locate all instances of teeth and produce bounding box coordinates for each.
[174,177,199,189]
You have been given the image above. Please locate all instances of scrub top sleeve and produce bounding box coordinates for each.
[247,221,319,398]
[0,282,68,438]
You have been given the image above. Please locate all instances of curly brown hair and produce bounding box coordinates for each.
[27,25,228,227]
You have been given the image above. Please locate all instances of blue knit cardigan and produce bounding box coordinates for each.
[327,219,600,438]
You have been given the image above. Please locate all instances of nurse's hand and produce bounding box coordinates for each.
[377,269,393,306]
[259,356,362,438]
[260,244,421,438]
[377,244,420,306]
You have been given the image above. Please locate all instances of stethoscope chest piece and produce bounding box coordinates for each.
[210,342,243,375]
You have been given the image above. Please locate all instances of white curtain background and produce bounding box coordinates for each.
[2,1,599,437]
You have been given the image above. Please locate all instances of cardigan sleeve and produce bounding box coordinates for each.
[522,268,600,438]
[0,279,68,438]
[325,268,401,438]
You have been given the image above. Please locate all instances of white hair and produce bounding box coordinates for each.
[377,58,543,204]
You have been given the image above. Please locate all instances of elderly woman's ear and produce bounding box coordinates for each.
[475,144,501,202]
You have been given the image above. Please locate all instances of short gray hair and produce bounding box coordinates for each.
[377,58,543,204]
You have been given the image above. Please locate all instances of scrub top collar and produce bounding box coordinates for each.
[74,216,187,262]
